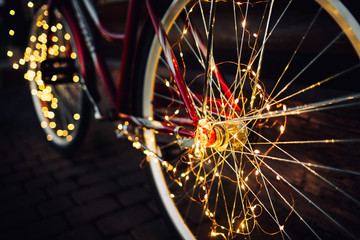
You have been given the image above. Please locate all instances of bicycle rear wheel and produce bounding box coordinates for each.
[25,5,90,152]
[141,0,360,239]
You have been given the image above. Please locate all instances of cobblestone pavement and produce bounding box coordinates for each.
[0,70,177,240]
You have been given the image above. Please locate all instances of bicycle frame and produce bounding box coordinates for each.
[47,0,235,139]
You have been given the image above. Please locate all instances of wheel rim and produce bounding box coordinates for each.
[143,0,360,239]
[26,5,84,147]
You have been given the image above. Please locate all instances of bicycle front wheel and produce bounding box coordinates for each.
[25,5,90,152]
[141,0,360,239]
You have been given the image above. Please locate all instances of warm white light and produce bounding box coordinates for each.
[27,1,34,8]
[280,125,285,134]
[7,51,13,57]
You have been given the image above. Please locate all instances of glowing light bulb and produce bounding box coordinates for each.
[7,51,13,57]
[9,10,15,15]
[27,1,34,8]
[30,35,37,42]
[9,29,15,36]
[51,103,58,109]
[73,75,79,82]
[30,62,37,69]
[56,129,63,136]
[242,20,246,28]
[133,142,141,149]
[41,121,47,128]
[280,125,285,134]
[12,63,19,69]
[73,113,80,120]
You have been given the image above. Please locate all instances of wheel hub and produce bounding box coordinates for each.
[194,119,247,158]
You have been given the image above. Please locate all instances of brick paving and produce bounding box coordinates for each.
[0,72,176,239]
[1,59,360,239]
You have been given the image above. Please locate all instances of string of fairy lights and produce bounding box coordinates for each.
[6,1,290,239]
[7,1,348,239]
[8,2,82,144]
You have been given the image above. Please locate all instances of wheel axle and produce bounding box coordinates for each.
[194,119,247,158]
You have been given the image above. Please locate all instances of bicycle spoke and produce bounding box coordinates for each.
[271,31,345,101]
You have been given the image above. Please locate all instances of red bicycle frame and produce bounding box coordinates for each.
[47,0,236,139]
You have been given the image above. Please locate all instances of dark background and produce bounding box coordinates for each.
[1,1,360,240]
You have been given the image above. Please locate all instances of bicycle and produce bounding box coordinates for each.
[16,0,360,239]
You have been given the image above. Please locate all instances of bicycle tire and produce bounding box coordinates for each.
[26,5,90,153]
[140,0,360,239]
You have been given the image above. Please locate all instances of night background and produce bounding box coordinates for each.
[0,0,360,240]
